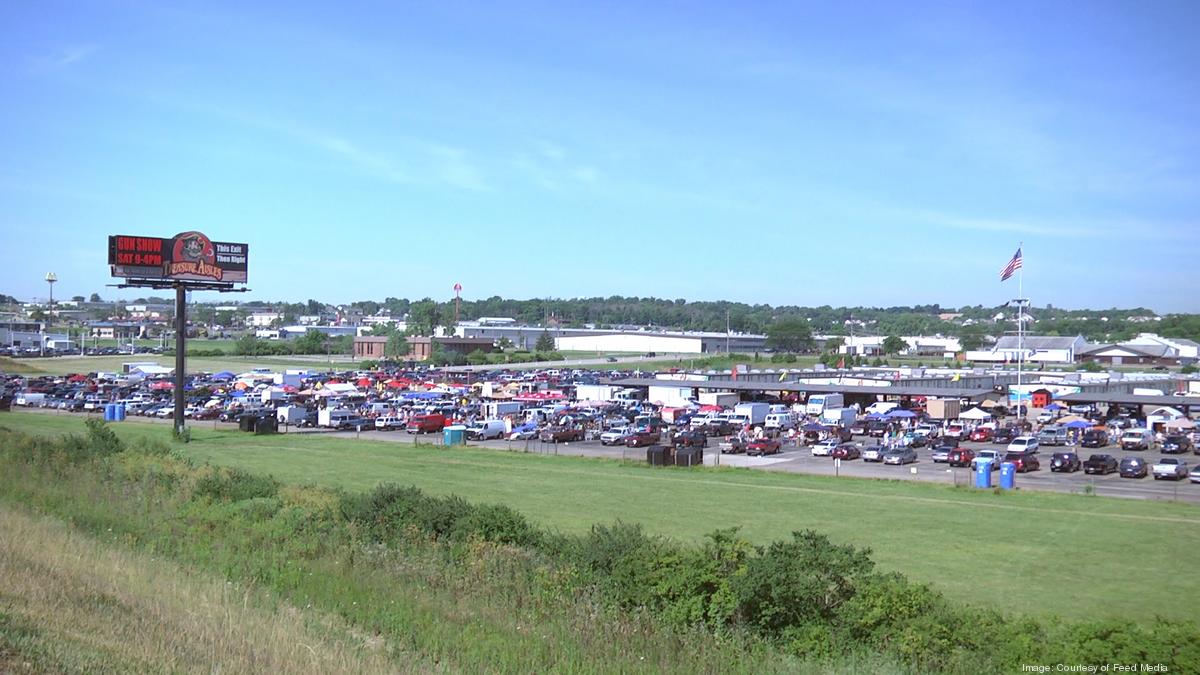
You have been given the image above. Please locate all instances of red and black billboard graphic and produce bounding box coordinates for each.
[109,232,248,283]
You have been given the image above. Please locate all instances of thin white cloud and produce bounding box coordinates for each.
[426,144,490,192]
[30,44,99,72]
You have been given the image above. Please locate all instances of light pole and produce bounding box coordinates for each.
[42,272,56,356]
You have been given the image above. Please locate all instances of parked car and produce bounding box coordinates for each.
[1004,450,1040,473]
[672,429,707,449]
[600,426,631,446]
[1007,436,1040,454]
[1080,429,1109,448]
[1050,452,1081,473]
[1190,464,1200,484]
[1119,456,1149,479]
[969,427,993,442]
[374,415,405,431]
[625,429,661,447]
[904,432,930,448]
[718,436,747,454]
[991,427,1018,444]
[861,445,888,462]
[1083,454,1119,475]
[811,438,839,457]
[746,438,782,456]
[947,448,975,467]
[831,443,861,460]
[465,420,507,440]
[540,426,584,443]
[1037,426,1068,447]
[406,414,447,434]
[929,441,958,463]
[1120,428,1154,451]
[1151,457,1189,481]
[882,448,918,465]
[971,449,1005,471]
[1161,435,1194,454]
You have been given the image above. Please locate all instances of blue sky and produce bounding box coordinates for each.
[2,1,1197,311]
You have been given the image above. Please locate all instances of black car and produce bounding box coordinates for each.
[1161,435,1194,454]
[992,427,1018,444]
[1080,429,1109,448]
[1050,452,1081,473]
[1083,454,1118,475]
[1119,456,1148,479]
[671,429,707,449]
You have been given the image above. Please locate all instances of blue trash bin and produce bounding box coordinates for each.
[443,425,466,446]
[974,458,994,488]
[1000,462,1016,490]
[115,403,126,421]
[103,403,115,422]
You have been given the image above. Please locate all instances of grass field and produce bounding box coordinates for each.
[0,503,406,673]
[3,411,1197,625]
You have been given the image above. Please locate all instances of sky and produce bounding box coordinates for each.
[1,1,1198,312]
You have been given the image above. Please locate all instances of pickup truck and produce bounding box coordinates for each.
[970,449,1005,471]
[599,427,631,446]
[1152,457,1189,481]
[539,426,585,443]
[718,436,747,454]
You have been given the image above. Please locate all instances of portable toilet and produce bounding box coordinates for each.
[103,404,115,422]
[443,425,467,446]
[1000,462,1016,490]
[116,403,126,421]
[974,459,994,488]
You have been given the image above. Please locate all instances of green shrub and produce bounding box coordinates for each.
[452,503,542,547]
[733,530,873,636]
[193,467,279,502]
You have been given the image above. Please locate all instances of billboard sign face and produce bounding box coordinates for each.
[109,232,248,283]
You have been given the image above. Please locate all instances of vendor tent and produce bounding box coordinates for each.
[959,407,992,420]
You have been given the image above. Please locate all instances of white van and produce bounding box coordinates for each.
[765,412,797,430]
[466,419,507,441]
[374,416,405,431]
[1120,428,1154,451]
[864,401,899,416]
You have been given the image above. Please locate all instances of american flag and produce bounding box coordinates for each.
[1000,247,1022,282]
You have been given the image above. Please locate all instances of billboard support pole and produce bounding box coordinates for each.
[174,283,187,436]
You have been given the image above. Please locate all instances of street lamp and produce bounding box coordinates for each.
[42,272,57,356]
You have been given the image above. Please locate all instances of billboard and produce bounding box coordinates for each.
[109,232,248,283]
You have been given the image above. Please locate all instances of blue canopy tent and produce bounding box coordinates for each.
[211,371,235,380]
[1045,403,1065,411]
[885,409,917,419]
[801,422,827,431]
[1063,420,1091,429]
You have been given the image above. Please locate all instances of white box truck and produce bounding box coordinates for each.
[699,392,740,408]
[821,407,857,427]
[806,393,844,416]
[483,401,523,419]
[734,402,769,426]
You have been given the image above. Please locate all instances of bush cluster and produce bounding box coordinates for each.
[341,483,543,548]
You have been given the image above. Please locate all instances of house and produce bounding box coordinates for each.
[965,335,1087,364]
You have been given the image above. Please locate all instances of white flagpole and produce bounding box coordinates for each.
[1017,242,1024,426]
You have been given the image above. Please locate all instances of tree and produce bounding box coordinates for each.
[496,337,514,351]
[535,330,555,353]
[765,318,814,353]
[292,329,328,354]
[89,293,102,303]
[385,332,408,358]
[824,336,845,352]
[30,308,46,321]
[881,335,906,355]
[71,295,85,302]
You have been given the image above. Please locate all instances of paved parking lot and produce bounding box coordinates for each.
[36,409,1199,503]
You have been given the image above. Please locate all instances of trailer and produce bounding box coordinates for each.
[925,399,962,420]
[699,391,740,408]
[820,407,857,427]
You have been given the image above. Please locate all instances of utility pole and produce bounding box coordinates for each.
[726,309,731,353]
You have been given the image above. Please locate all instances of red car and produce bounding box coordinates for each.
[831,443,861,460]
[969,427,993,442]
[746,438,781,456]
[947,448,975,467]
[625,429,661,447]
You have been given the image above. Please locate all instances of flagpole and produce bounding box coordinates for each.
[1017,241,1024,426]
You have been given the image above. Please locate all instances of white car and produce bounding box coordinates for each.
[1007,436,1040,454]
[1190,465,1200,484]
[811,438,839,457]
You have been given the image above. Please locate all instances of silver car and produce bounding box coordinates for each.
[862,445,888,462]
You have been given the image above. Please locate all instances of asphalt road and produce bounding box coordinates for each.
[24,408,1200,503]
